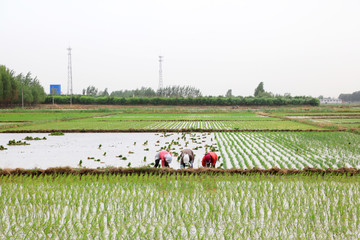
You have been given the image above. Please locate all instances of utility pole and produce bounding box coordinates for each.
[67,47,73,106]
[158,56,163,90]
[52,89,55,105]
[21,87,24,109]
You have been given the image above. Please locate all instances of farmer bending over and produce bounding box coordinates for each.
[202,152,218,168]
[180,149,194,169]
[154,150,172,168]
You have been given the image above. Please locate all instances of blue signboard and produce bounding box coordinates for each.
[50,84,61,95]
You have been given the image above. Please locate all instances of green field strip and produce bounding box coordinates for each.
[273,112,360,116]
[1,174,359,239]
[97,112,278,120]
[0,112,107,121]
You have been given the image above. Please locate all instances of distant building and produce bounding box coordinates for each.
[320,98,343,104]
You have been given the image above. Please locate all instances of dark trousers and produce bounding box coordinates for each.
[155,159,169,168]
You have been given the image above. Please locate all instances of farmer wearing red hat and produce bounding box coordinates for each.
[154,150,173,168]
[202,152,218,168]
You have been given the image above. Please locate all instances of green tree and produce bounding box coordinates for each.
[254,82,265,97]
[85,86,98,96]
[0,65,46,105]
[99,88,109,97]
[225,89,232,97]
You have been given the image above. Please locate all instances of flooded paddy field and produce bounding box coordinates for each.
[1,131,360,170]
[1,107,360,239]
[0,132,216,169]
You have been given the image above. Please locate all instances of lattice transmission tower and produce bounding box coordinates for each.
[67,47,73,105]
[158,56,163,90]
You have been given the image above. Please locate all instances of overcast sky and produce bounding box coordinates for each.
[1,0,359,97]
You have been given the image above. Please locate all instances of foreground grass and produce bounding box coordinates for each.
[0,174,359,239]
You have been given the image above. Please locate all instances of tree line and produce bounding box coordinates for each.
[0,65,46,105]
[0,65,319,106]
[339,91,360,102]
[82,85,202,98]
[45,95,319,106]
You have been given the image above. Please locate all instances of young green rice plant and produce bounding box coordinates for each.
[7,139,29,145]
[0,145,7,150]
[24,136,47,140]
[49,132,64,136]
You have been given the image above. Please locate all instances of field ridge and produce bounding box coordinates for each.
[1,166,359,176]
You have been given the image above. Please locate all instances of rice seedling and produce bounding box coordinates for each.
[7,139,29,145]
[215,132,360,169]
[0,145,7,150]
[0,174,359,239]
[49,132,64,136]
[24,136,47,140]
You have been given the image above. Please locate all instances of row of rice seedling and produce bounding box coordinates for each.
[266,132,360,168]
[1,174,359,239]
[227,120,322,130]
[144,119,320,130]
[216,132,360,169]
[145,121,230,130]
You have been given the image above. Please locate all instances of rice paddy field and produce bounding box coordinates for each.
[1,174,360,239]
[1,105,360,239]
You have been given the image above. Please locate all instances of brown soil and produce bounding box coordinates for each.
[95,119,283,122]
[1,129,344,133]
[0,166,358,176]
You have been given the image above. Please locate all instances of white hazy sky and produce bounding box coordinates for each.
[1,0,360,97]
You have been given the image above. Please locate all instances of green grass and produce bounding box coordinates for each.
[0,123,15,126]
[0,112,107,121]
[98,112,277,120]
[0,174,359,239]
[2,119,153,130]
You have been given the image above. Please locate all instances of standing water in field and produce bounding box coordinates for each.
[0,133,216,169]
[1,132,359,170]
